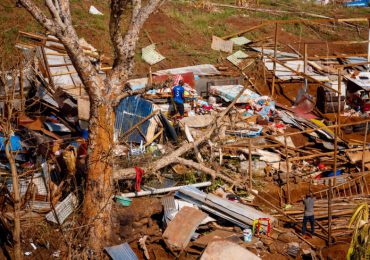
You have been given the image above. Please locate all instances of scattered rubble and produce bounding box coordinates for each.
[1,13,370,259]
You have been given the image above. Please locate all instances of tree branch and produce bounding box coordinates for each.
[18,0,61,35]
[109,0,164,93]
[18,0,103,100]
[45,0,65,29]
[109,0,130,69]
[132,0,141,20]
[113,79,169,105]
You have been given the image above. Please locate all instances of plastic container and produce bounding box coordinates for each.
[243,228,252,242]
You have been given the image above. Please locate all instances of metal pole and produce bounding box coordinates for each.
[328,178,333,245]
[271,23,278,98]
[249,138,252,189]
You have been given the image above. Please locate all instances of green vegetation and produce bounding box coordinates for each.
[167,5,240,37]
[1,0,369,71]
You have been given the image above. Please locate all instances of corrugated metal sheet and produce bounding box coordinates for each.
[346,71,370,90]
[227,50,248,66]
[176,186,276,228]
[142,44,165,65]
[45,193,78,224]
[115,95,157,143]
[161,196,177,216]
[7,173,47,196]
[209,85,260,103]
[36,86,59,107]
[154,64,220,76]
[263,58,329,81]
[201,240,261,260]
[211,36,233,53]
[252,47,299,58]
[105,243,138,260]
[230,36,251,46]
[163,206,208,251]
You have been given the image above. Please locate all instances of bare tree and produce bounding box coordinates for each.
[16,0,164,253]
[0,69,22,259]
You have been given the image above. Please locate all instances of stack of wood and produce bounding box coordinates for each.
[280,196,370,238]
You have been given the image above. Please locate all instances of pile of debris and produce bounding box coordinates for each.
[1,17,370,258]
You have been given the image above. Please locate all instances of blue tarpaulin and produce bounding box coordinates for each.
[0,135,22,151]
[115,95,155,143]
[344,0,369,6]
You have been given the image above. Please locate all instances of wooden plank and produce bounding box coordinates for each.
[144,128,163,147]
[119,110,159,140]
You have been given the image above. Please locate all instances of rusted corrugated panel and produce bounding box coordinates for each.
[193,230,240,248]
[163,206,207,251]
[211,36,233,53]
[201,240,261,260]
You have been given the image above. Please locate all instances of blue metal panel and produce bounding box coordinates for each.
[0,135,22,151]
[115,95,154,143]
[105,243,138,260]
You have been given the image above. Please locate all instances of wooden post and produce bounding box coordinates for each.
[271,23,278,98]
[248,138,252,189]
[149,66,153,86]
[284,136,291,204]
[328,178,333,245]
[362,122,369,172]
[262,45,267,86]
[333,69,342,183]
[303,43,308,89]
[19,57,24,111]
[368,19,370,67]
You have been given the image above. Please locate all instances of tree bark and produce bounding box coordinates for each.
[6,142,22,260]
[16,0,166,254]
[82,101,114,252]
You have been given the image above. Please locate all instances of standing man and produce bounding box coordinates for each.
[302,193,315,238]
[172,80,185,118]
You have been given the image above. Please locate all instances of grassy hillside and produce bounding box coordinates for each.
[1,0,369,74]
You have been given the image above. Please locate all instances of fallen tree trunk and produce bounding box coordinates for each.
[113,85,249,180]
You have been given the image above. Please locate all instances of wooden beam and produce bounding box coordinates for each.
[271,23,278,98]
[288,146,370,162]
[222,16,370,39]
[119,110,159,141]
[362,122,369,172]
[328,179,333,246]
[248,138,252,189]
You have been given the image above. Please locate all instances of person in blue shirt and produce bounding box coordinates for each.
[172,80,185,118]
